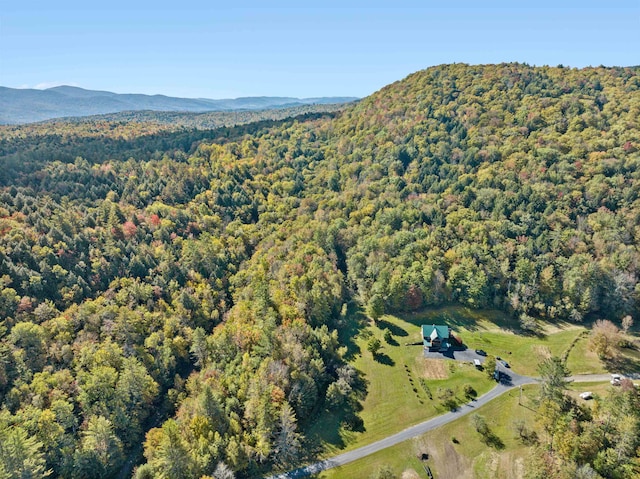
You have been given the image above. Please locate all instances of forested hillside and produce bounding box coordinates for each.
[0,85,357,124]
[0,64,639,479]
[0,106,345,184]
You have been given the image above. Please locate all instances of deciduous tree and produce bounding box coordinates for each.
[588,319,621,359]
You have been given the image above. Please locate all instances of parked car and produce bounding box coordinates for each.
[475,349,487,356]
[579,392,593,400]
[611,374,622,386]
[500,360,510,368]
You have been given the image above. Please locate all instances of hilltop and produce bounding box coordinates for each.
[0,63,639,479]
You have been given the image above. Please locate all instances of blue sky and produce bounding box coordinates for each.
[1,1,638,98]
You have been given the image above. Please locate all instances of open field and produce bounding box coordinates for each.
[565,335,607,374]
[317,380,622,479]
[307,309,494,456]
[306,305,624,466]
[398,306,592,376]
[567,380,612,402]
[318,385,540,479]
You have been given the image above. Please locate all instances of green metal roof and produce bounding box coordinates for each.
[422,324,450,340]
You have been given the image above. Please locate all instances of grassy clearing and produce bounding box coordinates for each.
[307,309,494,456]
[567,380,612,403]
[316,443,426,479]
[463,328,583,376]
[607,341,640,375]
[349,347,491,450]
[307,305,606,463]
[565,335,607,374]
[319,385,541,479]
[565,330,640,376]
[396,306,589,376]
[318,380,623,479]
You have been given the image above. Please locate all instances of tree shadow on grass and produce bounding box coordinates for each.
[373,352,395,366]
[604,354,640,375]
[351,369,369,401]
[518,328,547,339]
[302,368,369,458]
[400,305,521,334]
[483,432,505,450]
[342,411,366,433]
[385,336,399,346]
[375,318,409,337]
[302,406,365,458]
[337,303,369,361]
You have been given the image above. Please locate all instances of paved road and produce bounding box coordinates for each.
[265,370,634,478]
[569,373,640,382]
[266,364,533,479]
[569,374,611,383]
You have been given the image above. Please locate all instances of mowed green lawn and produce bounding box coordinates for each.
[319,385,541,479]
[567,380,612,402]
[347,336,492,449]
[307,308,495,456]
[565,327,640,376]
[306,305,604,462]
[565,335,607,374]
[319,381,615,479]
[399,306,592,376]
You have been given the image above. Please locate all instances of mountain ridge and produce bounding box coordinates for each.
[1,63,640,479]
[0,85,358,124]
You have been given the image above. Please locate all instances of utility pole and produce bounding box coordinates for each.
[519,385,522,405]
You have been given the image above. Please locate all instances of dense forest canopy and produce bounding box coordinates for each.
[0,106,345,185]
[0,63,639,478]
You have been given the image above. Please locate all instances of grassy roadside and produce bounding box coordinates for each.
[307,311,494,456]
[318,385,540,479]
[318,380,616,479]
[305,305,611,467]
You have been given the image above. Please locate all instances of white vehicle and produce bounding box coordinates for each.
[611,374,622,385]
[579,391,593,400]
[474,359,481,369]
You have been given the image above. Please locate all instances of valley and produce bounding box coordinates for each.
[0,63,639,479]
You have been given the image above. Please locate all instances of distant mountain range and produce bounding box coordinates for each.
[0,85,358,124]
